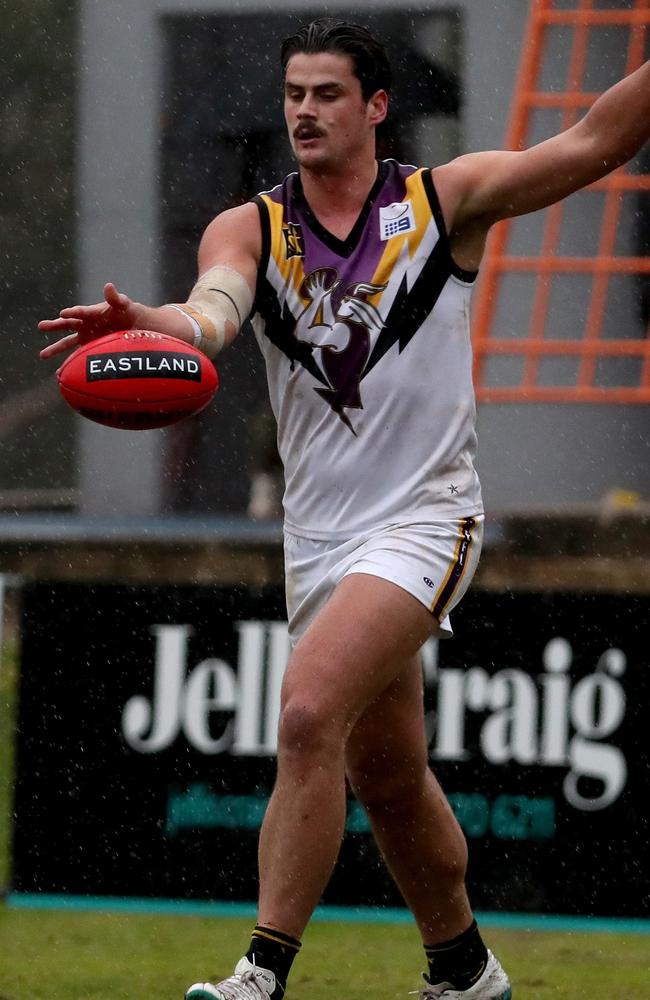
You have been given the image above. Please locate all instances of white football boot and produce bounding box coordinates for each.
[414,949,512,999]
[185,957,277,1000]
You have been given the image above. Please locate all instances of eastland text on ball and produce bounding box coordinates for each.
[86,352,202,381]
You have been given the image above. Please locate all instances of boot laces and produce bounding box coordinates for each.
[408,978,450,999]
[216,958,269,1000]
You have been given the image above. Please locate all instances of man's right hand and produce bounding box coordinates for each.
[38,282,140,359]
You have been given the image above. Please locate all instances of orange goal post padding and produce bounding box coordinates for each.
[472,0,650,403]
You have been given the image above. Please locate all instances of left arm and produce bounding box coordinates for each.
[435,59,650,231]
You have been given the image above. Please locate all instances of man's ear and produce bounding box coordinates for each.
[367,89,389,127]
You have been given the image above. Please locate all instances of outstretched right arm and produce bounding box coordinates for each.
[38,201,262,360]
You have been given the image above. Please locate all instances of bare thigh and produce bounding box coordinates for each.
[279,572,438,739]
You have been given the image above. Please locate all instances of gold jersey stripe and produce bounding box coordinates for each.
[369,169,434,292]
[261,194,307,298]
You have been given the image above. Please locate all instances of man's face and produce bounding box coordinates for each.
[283,51,386,173]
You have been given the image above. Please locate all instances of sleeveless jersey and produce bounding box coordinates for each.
[250,158,483,541]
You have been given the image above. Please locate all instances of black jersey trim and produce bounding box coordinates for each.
[251,195,272,313]
[363,234,452,378]
[421,169,478,284]
[251,191,327,387]
[253,274,329,389]
[293,159,390,258]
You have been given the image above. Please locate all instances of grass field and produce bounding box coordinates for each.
[1,640,649,1000]
[1,910,650,1000]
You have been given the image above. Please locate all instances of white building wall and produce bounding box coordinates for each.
[77,0,649,515]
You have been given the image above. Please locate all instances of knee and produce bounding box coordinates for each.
[277,698,342,761]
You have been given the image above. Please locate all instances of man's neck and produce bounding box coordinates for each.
[299,158,379,221]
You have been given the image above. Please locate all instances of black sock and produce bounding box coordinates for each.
[424,920,489,991]
[245,925,301,998]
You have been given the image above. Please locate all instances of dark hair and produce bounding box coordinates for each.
[280,18,392,101]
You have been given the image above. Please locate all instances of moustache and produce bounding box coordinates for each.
[294,125,324,141]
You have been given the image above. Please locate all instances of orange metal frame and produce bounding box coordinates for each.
[472,0,650,403]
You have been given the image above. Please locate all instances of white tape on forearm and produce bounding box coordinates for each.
[187,265,253,335]
[167,304,203,346]
[167,303,225,358]
[167,267,252,359]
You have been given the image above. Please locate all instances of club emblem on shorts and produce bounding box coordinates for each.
[283,222,305,259]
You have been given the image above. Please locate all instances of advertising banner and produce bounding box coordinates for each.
[12,582,649,916]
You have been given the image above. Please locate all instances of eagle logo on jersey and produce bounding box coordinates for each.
[257,215,455,435]
[294,267,386,433]
[283,222,305,259]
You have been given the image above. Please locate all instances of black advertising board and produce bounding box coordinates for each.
[12,582,650,916]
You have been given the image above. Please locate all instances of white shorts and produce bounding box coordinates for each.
[284,516,484,645]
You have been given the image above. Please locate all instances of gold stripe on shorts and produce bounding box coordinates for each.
[431,517,476,621]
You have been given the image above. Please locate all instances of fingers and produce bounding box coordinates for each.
[39,332,79,359]
[38,282,132,360]
[104,282,128,309]
[38,317,83,331]
[40,283,124,325]
[39,303,104,329]
[59,303,106,320]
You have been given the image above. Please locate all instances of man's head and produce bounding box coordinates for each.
[280,18,392,102]
[281,19,391,174]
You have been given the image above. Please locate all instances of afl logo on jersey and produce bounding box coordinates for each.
[379,201,416,241]
[283,222,305,259]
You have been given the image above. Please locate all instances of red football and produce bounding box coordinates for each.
[57,330,219,430]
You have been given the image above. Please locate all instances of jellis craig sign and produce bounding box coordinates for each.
[12,583,649,916]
